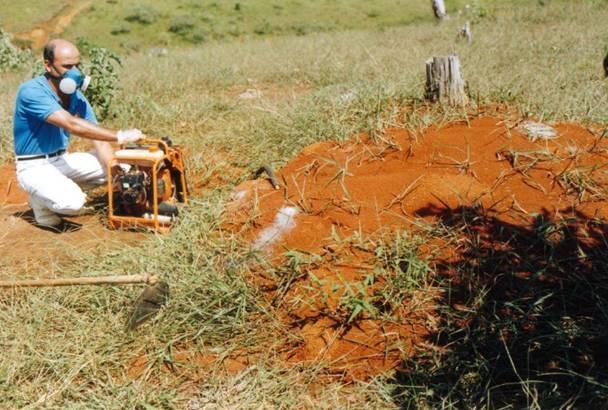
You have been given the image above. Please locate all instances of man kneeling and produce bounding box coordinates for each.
[13,39,143,229]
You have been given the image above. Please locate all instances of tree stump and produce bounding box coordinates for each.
[431,0,447,20]
[425,55,468,106]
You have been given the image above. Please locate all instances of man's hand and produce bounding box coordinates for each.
[116,129,144,144]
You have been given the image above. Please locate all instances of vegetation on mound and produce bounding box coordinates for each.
[0,0,607,407]
[397,209,608,408]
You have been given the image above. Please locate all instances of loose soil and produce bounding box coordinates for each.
[225,115,608,380]
[0,163,145,276]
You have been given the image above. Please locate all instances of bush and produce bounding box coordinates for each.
[253,21,273,35]
[110,24,131,35]
[29,60,44,78]
[80,47,122,121]
[124,6,159,25]
[464,0,494,22]
[0,29,31,72]
[190,28,208,44]
[169,15,195,35]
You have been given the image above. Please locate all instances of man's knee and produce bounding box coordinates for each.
[51,193,86,215]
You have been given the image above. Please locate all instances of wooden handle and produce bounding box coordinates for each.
[0,273,158,288]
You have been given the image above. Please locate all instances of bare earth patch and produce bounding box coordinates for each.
[0,163,144,276]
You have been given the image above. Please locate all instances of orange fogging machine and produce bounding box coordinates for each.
[107,138,188,232]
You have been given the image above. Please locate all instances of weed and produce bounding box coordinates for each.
[558,166,608,201]
[337,280,378,323]
[434,144,478,177]
[321,155,355,200]
[497,148,555,175]
[271,250,322,308]
[382,175,423,215]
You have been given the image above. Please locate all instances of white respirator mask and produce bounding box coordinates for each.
[58,66,91,95]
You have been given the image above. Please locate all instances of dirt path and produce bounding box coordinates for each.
[14,0,92,49]
[0,164,144,276]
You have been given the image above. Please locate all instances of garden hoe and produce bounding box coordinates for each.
[0,273,169,330]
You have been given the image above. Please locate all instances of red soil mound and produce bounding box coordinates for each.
[226,116,608,380]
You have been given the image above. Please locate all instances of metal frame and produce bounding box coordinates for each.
[107,139,188,233]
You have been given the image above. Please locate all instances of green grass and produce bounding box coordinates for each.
[0,0,507,51]
[69,0,434,50]
[1,0,608,407]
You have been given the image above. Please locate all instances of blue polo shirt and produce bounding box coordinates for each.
[13,75,97,156]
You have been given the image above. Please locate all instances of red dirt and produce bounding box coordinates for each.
[0,163,145,275]
[225,116,608,380]
[127,349,251,383]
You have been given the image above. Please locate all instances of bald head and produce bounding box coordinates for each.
[43,39,79,64]
[43,39,82,90]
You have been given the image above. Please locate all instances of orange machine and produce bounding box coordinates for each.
[107,138,188,232]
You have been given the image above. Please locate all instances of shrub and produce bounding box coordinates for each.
[29,60,44,78]
[0,29,31,72]
[75,37,95,55]
[190,28,208,44]
[80,47,122,121]
[169,15,195,35]
[464,0,494,22]
[110,24,131,35]
[124,6,159,25]
[253,21,273,35]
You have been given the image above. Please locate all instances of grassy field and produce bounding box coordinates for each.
[5,0,504,51]
[0,0,65,33]
[1,0,608,408]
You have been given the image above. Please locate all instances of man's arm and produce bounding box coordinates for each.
[47,109,118,142]
[91,140,114,168]
[47,109,143,167]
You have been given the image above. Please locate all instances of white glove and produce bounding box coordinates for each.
[116,129,144,144]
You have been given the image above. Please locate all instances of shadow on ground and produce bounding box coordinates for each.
[392,205,608,408]
[12,209,82,233]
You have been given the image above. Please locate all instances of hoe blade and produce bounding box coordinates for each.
[127,281,169,330]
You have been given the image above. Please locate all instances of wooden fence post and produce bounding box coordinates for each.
[458,21,472,43]
[431,0,447,20]
[425,55,468,106]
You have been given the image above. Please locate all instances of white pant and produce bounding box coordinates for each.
[16,152,106,217]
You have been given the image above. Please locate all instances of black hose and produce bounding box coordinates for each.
[254,165,280,190]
